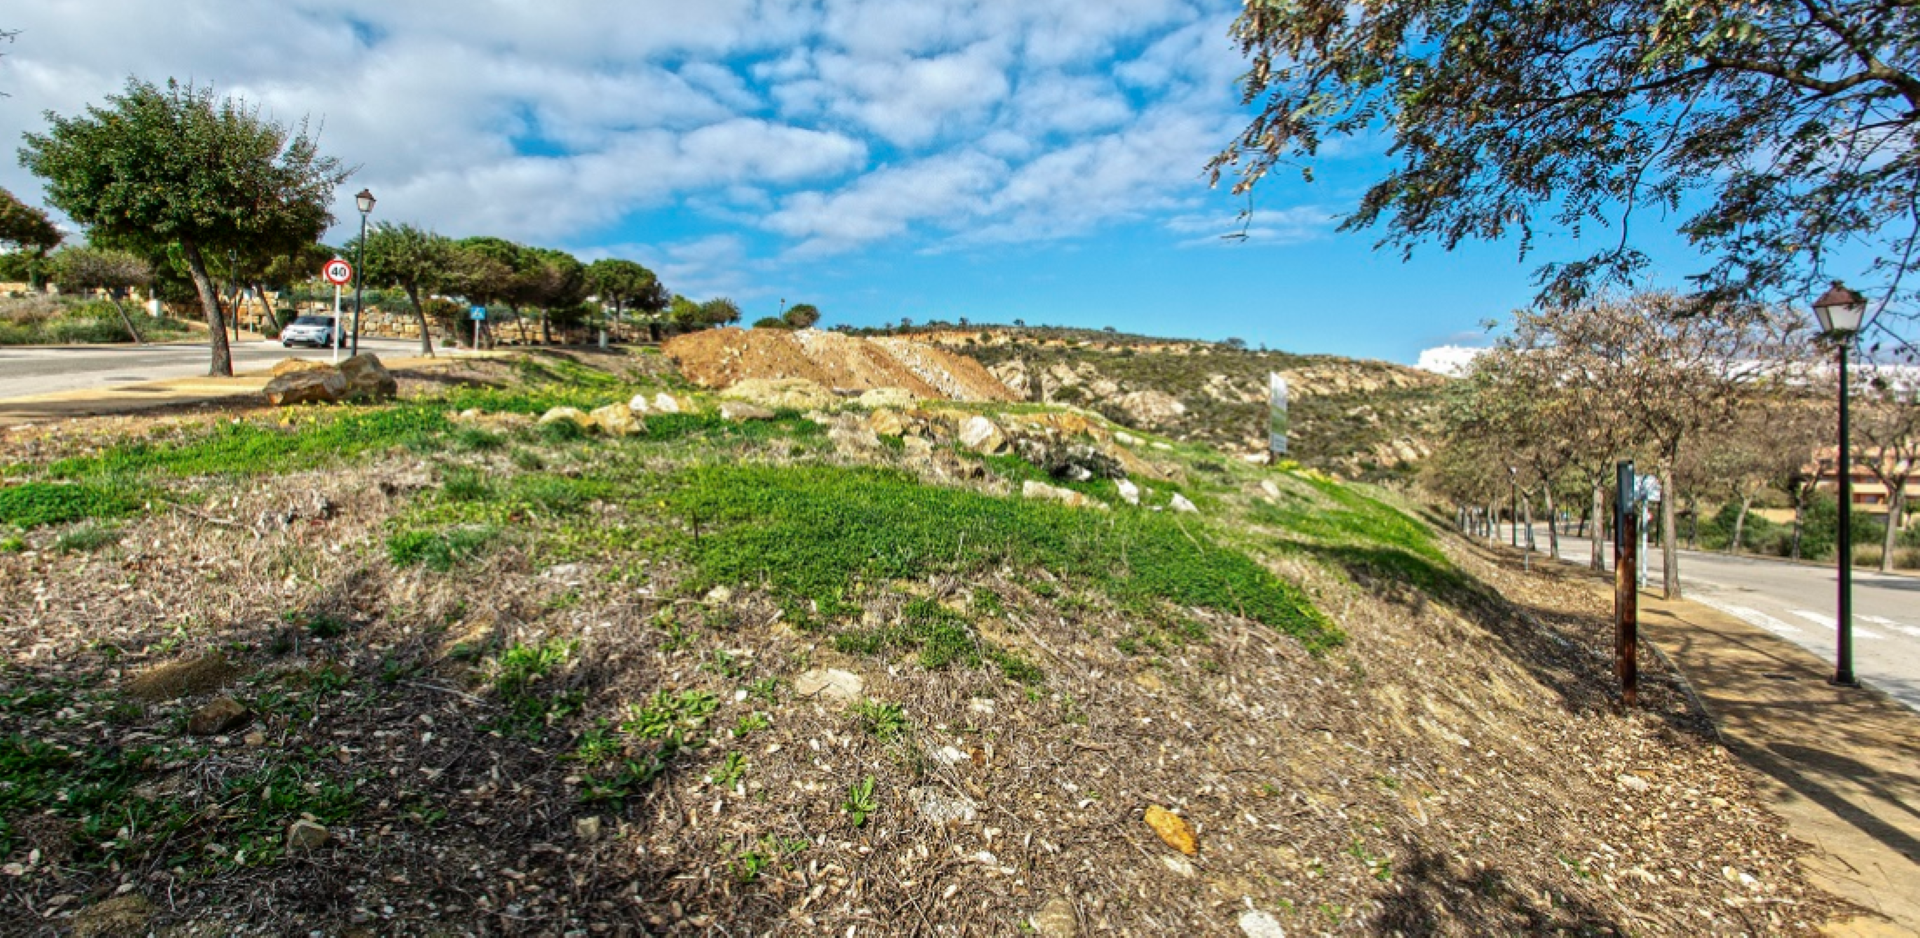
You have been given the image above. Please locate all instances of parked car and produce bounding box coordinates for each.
[281,315,338,348]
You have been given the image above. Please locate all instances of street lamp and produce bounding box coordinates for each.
[1812,280,1866,688]
[1509,466,1519,547]
[350,188,375,356]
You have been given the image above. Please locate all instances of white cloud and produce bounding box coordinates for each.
[1416,345,1487,377]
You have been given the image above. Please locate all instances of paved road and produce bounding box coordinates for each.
[0,336,429,400]
[1512,526,1920,713]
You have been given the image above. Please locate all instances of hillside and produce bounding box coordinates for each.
[0,347,1835,936]
[932,327,1447,482]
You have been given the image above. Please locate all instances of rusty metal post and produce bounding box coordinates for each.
[1615,460,1639,707]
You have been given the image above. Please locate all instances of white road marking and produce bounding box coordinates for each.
[1692,596,1806,638]
[1793,609,1837,629]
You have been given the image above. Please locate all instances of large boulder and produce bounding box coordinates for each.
[856,387,919,410]
[721,377,838,411]
[270,358,334,377]
[263,369,347,406]
[538,407,596,431]
[958,415,1009,455]
[719,401,777,422]
[590,403,644,436]
[338,353,398,401]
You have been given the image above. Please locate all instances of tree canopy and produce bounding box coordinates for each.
[783,303,822,329]
[354,223,454,356]
[19,78,348,375]
[1215,0,1920,348]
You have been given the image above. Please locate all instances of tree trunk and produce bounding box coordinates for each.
[1544,486,1559,561]
[106,292,144,345]
[252,281,276,334]
[404,284,436,357]
[179,239,233,377]
[1731,494,1753,555]
[1660,464,1681,600]
[511,306,529,344]
[540,309,552,345]
[1487,500,1499,545]
[1591,481,1606,571]
[1791,489,1807,560]
[1885,484,1906,573]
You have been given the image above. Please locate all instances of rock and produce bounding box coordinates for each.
[1160,854,1197,878]
[1144,805,1197,855]
[652,392,681,414]
[933,745,968,766]
[828,425,883,456]
[1042,444,1125,482]
[1022,479,1095,509]
[1260,480,1281,499]
[866,408,913,437]
[1113,389,1186,427]
[958,415,1009,454]
[910,787,979,825]
[1114,431,1141,447]
[794,668,865,704]
[263,368,347,406]
[627,394,653,414]
[1029,897,1078,938]
[538,407,595,431]
[243,731,267,746]
[1169,493,1198,514]
[721,377,838,411]
[856,387,918,409]
[270,358,334,377]
[187,697,251,736]
[338,353,398,401]
[1617,774,1651,793]
[589,403,644,436]
[1238,910,1286,938]
[573,815,604,842]
[285,819,329,852]
[70,894,153,938]
[1116,478,1140,506]
[720,401,777,422]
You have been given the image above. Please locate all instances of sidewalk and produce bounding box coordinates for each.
[1634,593,1920,936]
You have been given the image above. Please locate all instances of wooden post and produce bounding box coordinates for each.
[1615,460,1639,707]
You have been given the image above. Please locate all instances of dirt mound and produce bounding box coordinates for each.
[665,328,1016,401]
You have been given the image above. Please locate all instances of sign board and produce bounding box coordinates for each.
[1634,473,1662,505]
[1268,373,1290,456]
[322,259,354,286]
[469,305,487,321]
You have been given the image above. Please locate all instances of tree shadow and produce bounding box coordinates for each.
[1372,848,1625,936]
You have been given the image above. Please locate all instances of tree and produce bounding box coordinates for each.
[20,78,348,375]
[525,248,585,344]
[0,186,63,289]
[1856,373,1920,571]
[1215,0,1920,349]
[49,246,152,343]
[452,237,539,343]
[782,302,821,330]
[699,297,741,328]
[752,316,791,329]
[355,223,453,356]
[584,258,668,341]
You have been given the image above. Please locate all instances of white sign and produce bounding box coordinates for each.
[1634,473,1663,505]
[1268,373,1290,455]
[322,259,354,286]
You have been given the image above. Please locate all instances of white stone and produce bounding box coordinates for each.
[627,394,652,414]
[795,668,865,704]
[958,415,1008,454]
[1169,493,1198,514]
[1238,910,1285,938]
[653,392,681,414]
[1116,478,1141,506]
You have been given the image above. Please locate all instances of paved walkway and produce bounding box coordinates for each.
[1633,592,1920,936]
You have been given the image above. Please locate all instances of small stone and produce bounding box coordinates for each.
[263,369,347,406]
[1259,480,1281,499]
[627,394,652,414]
[856,387,918,409]
[1159,854,1196,878]
[934,745,968,766]
[794,668,865,705]
[589,403,643,436]
[573,816,604,842]
[1238,910,1286,938]
[1617,774,1651,793]
[910,787,978,825]
[958,415,1008,454]
[243,731,267,747]
[1022,479,1094,509]
[286,819,329,852]
[1030,897,1078,938]
[1144,805,1197,855]
[719,401,776,422]
[187,697,251,736]
[652,393,681,414]
[1169,493,1198,514]
[1116,478,1140,505]
[1114,431,1140,447]
[866,408,912,437]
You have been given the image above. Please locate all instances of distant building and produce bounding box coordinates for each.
[1811,446,1918,519]
[1414,345,1485,377]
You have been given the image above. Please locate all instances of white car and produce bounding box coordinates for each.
[281,315,338,348]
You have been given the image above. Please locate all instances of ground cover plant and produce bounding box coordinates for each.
[0,347,1841,935]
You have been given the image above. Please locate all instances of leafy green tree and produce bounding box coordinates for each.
[353,223,453,356]
[699,297,742,328]
[584,258,668,341]
[527,247,584,344]
[49,246,152,343]
[19,78,348,375]
[452,237,540,343]
[752,316,791,329]
[0,186,63,289]
[1215,0,1920,346]
[782,303,821,329]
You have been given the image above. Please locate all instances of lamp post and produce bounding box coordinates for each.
[1509,466,1519,547]
[1812,280,1867,688]
[350,188,375,356]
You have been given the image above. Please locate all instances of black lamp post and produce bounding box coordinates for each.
[350,188,375,356]
[1812,280,1867,688]
[1509,466,1519,547]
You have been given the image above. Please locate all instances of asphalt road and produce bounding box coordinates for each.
[1514,526,1920,713]
[0,336,428,399]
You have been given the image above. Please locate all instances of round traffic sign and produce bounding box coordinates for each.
[322,259,354,286]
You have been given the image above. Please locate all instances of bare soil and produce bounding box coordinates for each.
[664,329,1016,402]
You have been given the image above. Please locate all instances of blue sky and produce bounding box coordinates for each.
[1,0,1715,366]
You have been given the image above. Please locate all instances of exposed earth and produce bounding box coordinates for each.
[0,345,1849,936]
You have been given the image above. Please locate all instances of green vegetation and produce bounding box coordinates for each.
[664,464,1340,653]
[836,598,1042,683]
[0,297,191,346]
[843,775,878,828]
[849,699,911,742]
[386,525,498,571]
[0,479,143,529]
[1253,472,1468,598]
[52,522,120,553]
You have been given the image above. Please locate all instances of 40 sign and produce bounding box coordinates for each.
[322,259,354,286]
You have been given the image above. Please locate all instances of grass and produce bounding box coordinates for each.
[53,522,121,553]
[836,598,1043,683]
[487,638,582,735]
[386,525,499,571]
[0,480,143,529]
[663,464,1340,653]
[1251,472,1474,601]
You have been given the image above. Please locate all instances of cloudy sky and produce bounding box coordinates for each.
[0,1,1699,364]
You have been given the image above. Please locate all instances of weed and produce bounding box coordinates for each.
[452,428,505,451]
[702,649,746,679]
[746,677,781,702]
[0,480,143,529]
[732,711,770,737]
[730,833,807,883]
[0,534,24,552]
[387,525,498,571]
[622,690,720,745]
[53,523,120,553]
[843,775,878,827]
[486,639,582,735]
[538,418,590,444]
[708,750,748,788]
[836,598,1042,683]
[569,721,624,766]
[850,699,911,742]
[510,448,546,471]
[441,465,492,501]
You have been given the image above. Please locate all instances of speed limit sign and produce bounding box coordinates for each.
[322,258,353,285]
